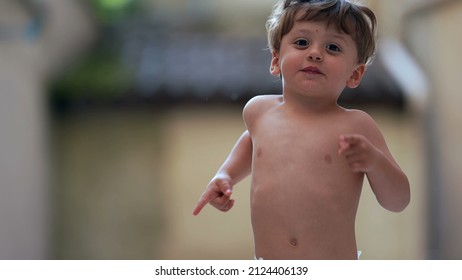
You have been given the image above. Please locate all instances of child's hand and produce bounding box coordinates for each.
[338,134,380,173]
[193,175,235,216]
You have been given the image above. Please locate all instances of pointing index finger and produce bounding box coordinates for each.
[192,188,233,216]
[193,191,218,216]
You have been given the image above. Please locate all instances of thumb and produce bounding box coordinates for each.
[216,178,233,197]
[338,135,350,155]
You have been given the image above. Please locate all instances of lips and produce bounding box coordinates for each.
[302,66,323,75]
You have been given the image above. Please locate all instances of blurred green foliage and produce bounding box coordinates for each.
[51,47,133,100]
[50,0,140,111]
[91,0,138,25]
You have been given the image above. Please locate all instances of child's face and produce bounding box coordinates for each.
[270,17,366,100]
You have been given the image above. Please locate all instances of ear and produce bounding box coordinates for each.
[270,51,281,76]
[346,64,366,89]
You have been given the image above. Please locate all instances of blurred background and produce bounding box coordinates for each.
[0,0,460,259]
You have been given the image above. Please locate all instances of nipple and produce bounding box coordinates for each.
[324,154,333,164]
[256,148,263,158]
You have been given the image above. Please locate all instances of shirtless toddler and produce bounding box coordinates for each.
[193,0,410,260]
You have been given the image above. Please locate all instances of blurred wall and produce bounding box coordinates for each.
[52,108,166,259]
[160,106,254,259]
[0,40,49,259]
[373,0,462,259]
[403,0,462,259]
[0,0,96,259]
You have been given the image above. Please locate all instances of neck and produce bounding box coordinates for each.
[281,91,342,116]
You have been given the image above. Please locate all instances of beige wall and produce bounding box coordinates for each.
[160,107,254,259]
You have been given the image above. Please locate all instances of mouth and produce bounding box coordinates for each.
[302,66,323,75]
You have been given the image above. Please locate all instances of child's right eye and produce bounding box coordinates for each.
[294,39,309,47]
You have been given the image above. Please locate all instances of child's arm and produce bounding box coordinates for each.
[193,130,252,215]
[338,117,410,212]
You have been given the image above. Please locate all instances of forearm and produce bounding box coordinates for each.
[215,130,252,185]
[366,150,410,212]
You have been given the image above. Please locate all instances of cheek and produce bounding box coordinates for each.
[280,53,303,71]
[333,63,354,77]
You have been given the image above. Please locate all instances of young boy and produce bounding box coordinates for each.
[193,0,410,260]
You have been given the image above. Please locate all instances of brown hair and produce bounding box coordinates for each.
[266,0,377,65]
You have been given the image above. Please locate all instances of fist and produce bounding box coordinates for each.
[338,134,380,173]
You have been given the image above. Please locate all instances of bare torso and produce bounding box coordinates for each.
[245,95,365,259]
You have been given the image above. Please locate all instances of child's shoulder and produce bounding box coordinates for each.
[341,108,382,134]
[245,94,282,108]
[242,95,282,127]
[342,108,377,124]
[243,94,282,115]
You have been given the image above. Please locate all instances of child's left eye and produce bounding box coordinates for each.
[326,44,341,52]
[294,39,309,47]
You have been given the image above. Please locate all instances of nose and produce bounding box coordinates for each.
[309,54,322,61]
[306,47,323,62]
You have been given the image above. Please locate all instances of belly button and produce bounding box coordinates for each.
[289,238,298,247]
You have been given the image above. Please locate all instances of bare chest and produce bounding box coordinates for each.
[249,113,364,227]
[252,115,346,174]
